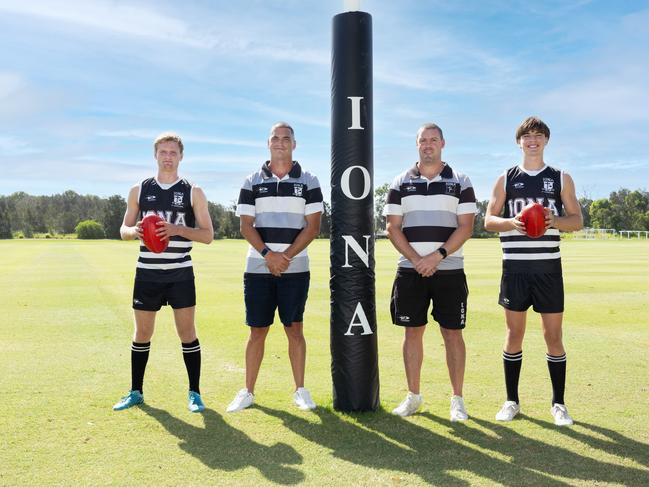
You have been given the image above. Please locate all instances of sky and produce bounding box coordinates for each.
[1,0,648,204]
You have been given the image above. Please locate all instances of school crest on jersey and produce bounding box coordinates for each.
[293,184,304,197]
[173,192,184,207]
[543,178,555,194]
[445,182,458,195]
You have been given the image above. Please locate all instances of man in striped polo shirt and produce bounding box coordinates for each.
[113,132,214,413]
[485,116,583,426]
[385,123,477,421]
[226,122,323,413]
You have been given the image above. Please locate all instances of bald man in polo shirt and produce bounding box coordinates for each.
[385,122,477,421]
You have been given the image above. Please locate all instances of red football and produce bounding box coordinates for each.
[141,214,168,253]
[520,202,546,238]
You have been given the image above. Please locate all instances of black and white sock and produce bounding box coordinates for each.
[131,341,151,394]
[182,339,201,394]
[503,350,523,404]
[547,353,567,405]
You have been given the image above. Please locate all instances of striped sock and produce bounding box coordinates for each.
[546,353,567,405]
[503,350,523,404]
[182,339,201,394]
[131,341,151,393]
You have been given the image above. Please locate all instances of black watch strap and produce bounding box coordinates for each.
[438,247,448,259]
[260,246,271,257]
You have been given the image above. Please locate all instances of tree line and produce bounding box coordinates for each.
[0,187,647,240]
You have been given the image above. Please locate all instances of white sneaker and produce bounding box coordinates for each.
[226,388,254,413]
[392,392,422,417]
[495,400,520,421]
[450,395,469,422]
[551,403,574,426]
[293,387,316,410]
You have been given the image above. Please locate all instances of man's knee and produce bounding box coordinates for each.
[249,326,270,343]
[284,322,305,341]
[440,327,464,345]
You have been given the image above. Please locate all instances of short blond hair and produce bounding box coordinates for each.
[154,132,184,154]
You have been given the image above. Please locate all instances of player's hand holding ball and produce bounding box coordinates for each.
[141,214,169,253]
[520,202,546,238]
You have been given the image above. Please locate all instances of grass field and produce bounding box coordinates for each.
[1,238,648,486]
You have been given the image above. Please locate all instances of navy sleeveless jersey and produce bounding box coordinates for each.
[136,177,195,282]
[499,165,563,274]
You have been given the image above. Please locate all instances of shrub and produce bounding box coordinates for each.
[75,220,105,239]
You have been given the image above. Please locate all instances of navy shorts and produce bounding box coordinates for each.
[244,272,310,327]
[499,272,564,313]
[390,268,468,329]
[132,279,196,311]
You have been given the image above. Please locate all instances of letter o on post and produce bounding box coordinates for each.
[340,165,371,200]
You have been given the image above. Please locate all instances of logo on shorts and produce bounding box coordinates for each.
[502,297,510,305]
[293,184,304,197]
[399,315,410,323]
[133,299,143,305]
[173,192,184,207]
[543,178,554,193]
[445,182,458,194]
[514,182,524,189]
[460,302,466,325]
[146,195,157,202]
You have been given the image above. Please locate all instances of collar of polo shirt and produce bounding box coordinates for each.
[261,160,302,180]
[407,162,453,181]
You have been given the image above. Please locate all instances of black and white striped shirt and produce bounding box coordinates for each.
[135,177,195,282]
[499,165,564,274]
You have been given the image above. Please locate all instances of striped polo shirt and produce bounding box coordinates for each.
[136,177,195,282]
[236,161,324,275]
[384,163,477,270]
[499,164,563,274]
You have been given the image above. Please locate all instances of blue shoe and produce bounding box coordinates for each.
[113,390,144,411]
[188,391,205,413]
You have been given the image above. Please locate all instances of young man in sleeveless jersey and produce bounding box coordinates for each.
[226,122,323,413]
[485,117,583,425]
[113,132,213,412]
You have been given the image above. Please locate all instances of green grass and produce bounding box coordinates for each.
[1,238,648,486]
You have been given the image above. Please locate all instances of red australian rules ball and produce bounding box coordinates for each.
[141,214,168,253]
[520,202,546,238]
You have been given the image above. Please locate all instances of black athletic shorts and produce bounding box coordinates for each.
[498,272,564,313]
[390,268,468,329]
[132,279,196,311]
[244,272,310,327]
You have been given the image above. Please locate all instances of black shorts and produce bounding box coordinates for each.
[132,279,196,311]
[244,272,310,327]
[390,268,468,329]
[498,272,564,313]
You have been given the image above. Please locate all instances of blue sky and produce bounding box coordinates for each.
[1,0,648,204]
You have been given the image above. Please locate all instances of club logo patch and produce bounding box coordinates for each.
[404,185,417,193]
[173,192,184,207]
[293,184,304,197]
[445,182,458,195]
[514,182,524,189]
[543,178,554,193]
[146,195,157,202]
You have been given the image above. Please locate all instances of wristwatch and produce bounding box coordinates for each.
[437,247,448,259]
[260,246,271,257]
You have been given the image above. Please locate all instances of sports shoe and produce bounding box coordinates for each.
[551,403,574,426]
[113,390,144,411]
[226,388,254,413]
[392,392,423,417]
[495,400,520,421]
[188,391,205,413]
[293,387,316,410]
[450,395,469,422]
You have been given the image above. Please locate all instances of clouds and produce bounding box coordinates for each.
[0,1,647,201]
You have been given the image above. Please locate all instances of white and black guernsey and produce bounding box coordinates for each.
[499,165,563,274]
[136,177,195,282]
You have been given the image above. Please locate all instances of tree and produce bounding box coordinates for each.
[103,195,126,239]
[374,183,389,233]
[473,200,493,238]
[579,197,593,228]
[319,201,331,238]
[75,220,105,239]
[0,198,12,239]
